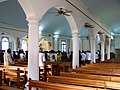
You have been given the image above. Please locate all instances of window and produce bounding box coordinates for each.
[2,37,9,52]
[61,40,66,52]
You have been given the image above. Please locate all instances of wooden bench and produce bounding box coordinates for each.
[39,65,52,81]
[48,76,120,89]
[3,67,27,89]
[80,63,120,69]
[0,70,2,86]
[102,60,120,63]
[44,61,72,75]
[28,78,105,90]
[69,68,120,76]
[60,72,120,82]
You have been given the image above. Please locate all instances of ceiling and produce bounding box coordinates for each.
[0,0,120,37]
[81,0,120,34]
[0,0,27,28]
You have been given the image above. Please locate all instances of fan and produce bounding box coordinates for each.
[84,23,94,28]
[98,31,104,34]
[48,8,72,16]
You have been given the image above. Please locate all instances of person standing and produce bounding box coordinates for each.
[39,50,45,66]
[86,50,91,64]
[0,50,2,64]
[4,48,14,66]
[81,50,86,65]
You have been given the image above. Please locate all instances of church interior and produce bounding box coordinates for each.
[0,0,120,90]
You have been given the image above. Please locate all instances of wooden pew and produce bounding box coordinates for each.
[28,78,104,90]
[59,62,71,72]
[0,65,28,71]
[102,60,120,63]
[44,61,72,75]
[60,72,120,82]
[39,65,52,81]
[0,70,2,86]
[48,76,120,90]
[69,68,120,76]
[3,67,27,89]
[80,63,120,69]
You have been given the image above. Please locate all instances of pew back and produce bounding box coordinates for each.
[48,76,120,89]
[60,72,120,82]
[3,67,27,89]
[28,78,105,90]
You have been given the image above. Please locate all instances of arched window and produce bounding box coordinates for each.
[21,39,27,51]
[2,37,9,52]
[61,40,66,52]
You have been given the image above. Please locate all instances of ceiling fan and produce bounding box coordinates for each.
[84,23,94,28]
[49,8,72,16]
[98,31,104,34]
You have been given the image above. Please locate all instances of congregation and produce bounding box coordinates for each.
[39,49,100,67]
[0,48,100,67]
[0,48,28,66]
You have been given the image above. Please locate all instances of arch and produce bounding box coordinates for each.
[64,13,78,34]
[39,38,51,51]
[18,1,78,35]
[39,6,78,36]
[62,6,78,33]
[38,6,78,52]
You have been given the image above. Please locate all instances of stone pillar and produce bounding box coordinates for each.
[14,40,17,51]
[90,37,96,63]
[27,18,39,80]
[107,38,111,60]
[101,41,105,61]
[72,33,79,69]
[53,35,59,51]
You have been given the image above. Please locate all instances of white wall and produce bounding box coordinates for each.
[0,23,28,51]
[114,37,120,49]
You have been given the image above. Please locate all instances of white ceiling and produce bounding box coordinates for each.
[0,0,120,37]
[81,0,120,34]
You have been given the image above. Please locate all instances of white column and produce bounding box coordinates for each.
[27,18,39,80]
[13,40,17,51]
[72,33,79,69]
[90,37,96,63]
[101,41,105,62]
[53,36,59,51]
[107,38,111,60]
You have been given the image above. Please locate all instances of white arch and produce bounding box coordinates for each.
[42,6,78,35]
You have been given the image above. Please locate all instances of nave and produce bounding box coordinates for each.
[0,59,120,90]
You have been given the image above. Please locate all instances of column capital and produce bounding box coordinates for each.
[27,16,39,26]
[72,32,79,37]
[89,36,95,40]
